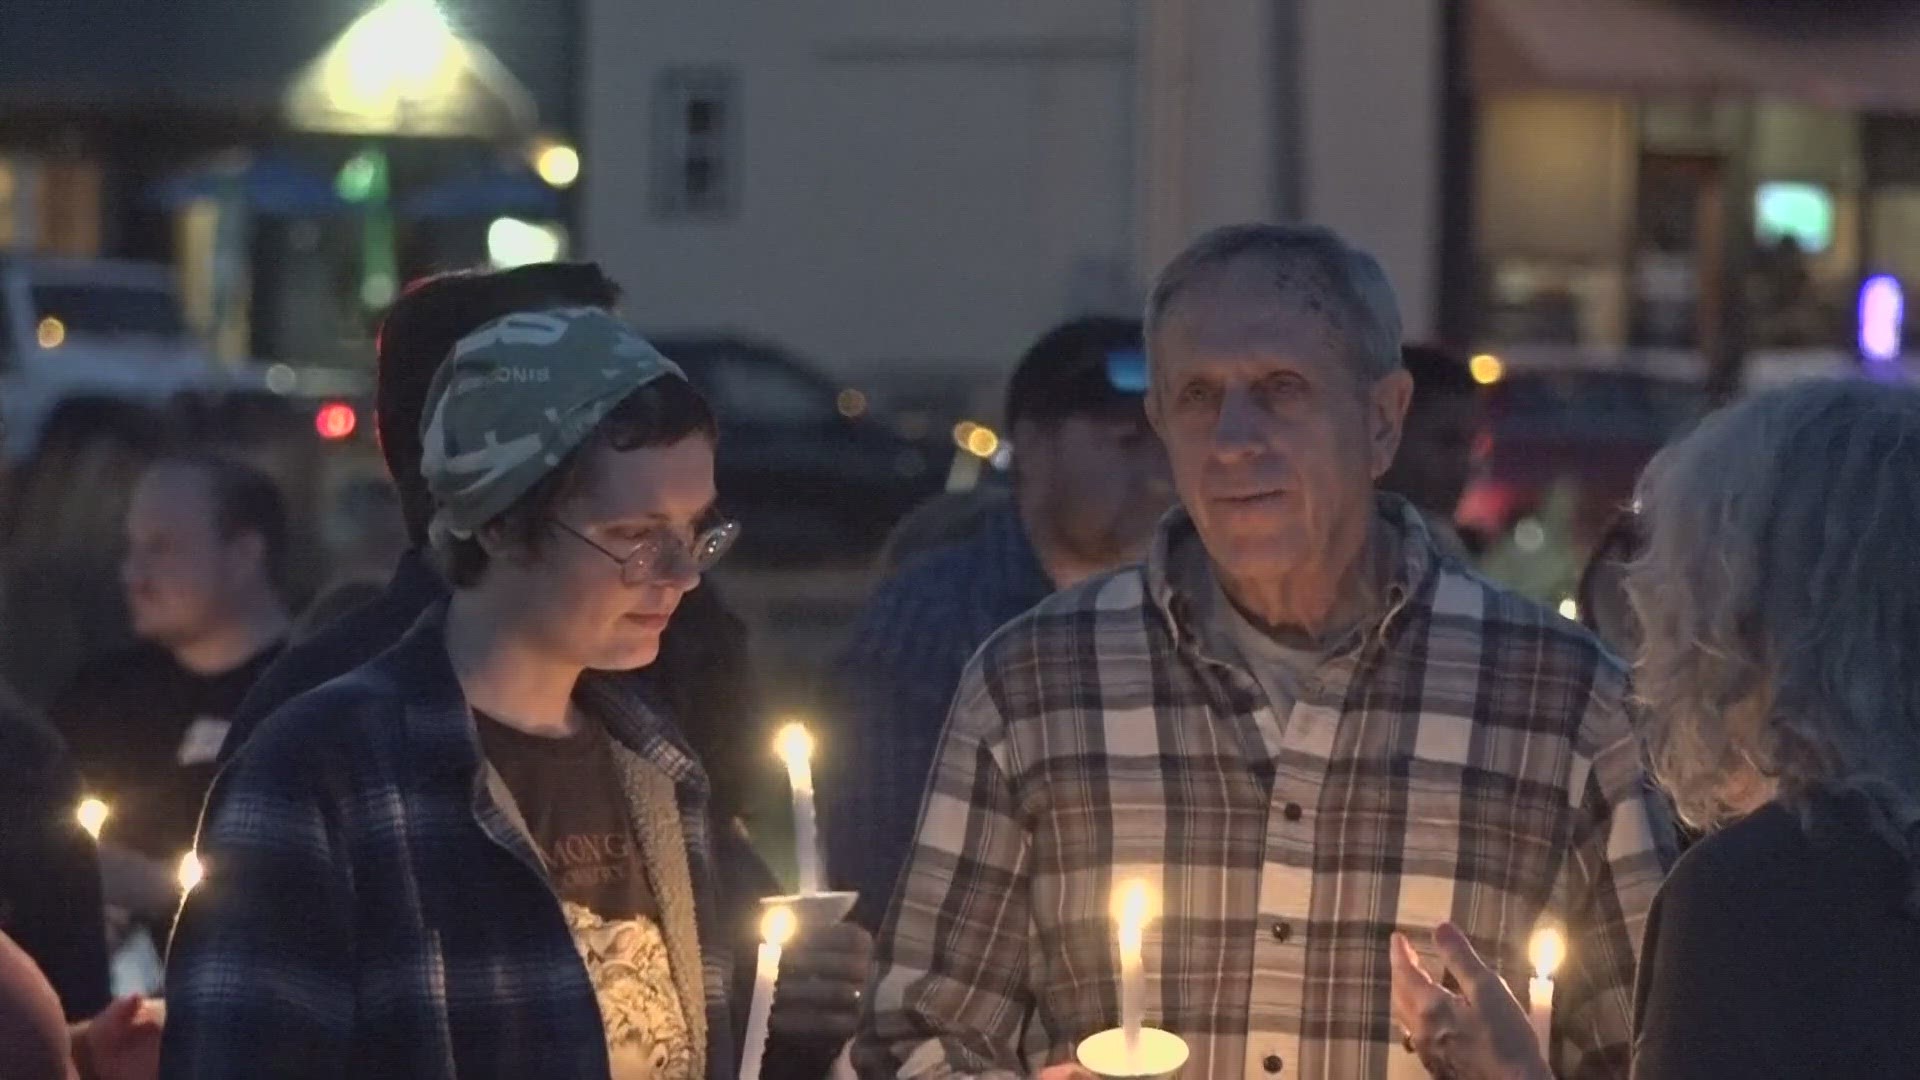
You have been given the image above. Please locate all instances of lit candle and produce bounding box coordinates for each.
[1528,927,1564,1060]
[177,851,204,893]
[1114,879,1153,1067]
[775,722,823,896]
[740,905,797,1080]
[76,797,110,842]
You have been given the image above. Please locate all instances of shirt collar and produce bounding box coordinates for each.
[1146,492,1436,666]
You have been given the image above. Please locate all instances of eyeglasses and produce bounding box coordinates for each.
[549,517,740,582]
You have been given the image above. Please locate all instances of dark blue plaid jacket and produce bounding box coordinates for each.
[161,602,735,1080]
[819,503,1054,928]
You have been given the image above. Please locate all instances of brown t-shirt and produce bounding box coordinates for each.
[477,715,659,919]
[476,714,691,1080]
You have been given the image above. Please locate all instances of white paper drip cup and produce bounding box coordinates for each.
[1076,1027,1190,1080]
[759,890,858,928]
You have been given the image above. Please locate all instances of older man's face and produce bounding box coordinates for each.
[1148,285,1409,596]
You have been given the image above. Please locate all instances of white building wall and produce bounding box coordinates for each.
[582,0,1445,378]
[1299,0,1443,339]
[582,0,1137,384]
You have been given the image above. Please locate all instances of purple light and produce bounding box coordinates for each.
[1858,275,1903,364]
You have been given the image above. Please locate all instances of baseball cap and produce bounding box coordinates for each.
[1005,316,1150,426]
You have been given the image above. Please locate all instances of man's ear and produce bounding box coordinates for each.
[1368,366,1414,480]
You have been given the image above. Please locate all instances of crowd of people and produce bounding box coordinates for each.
[0,222,1915,1080]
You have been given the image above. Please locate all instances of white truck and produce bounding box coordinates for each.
[0,256,249,461]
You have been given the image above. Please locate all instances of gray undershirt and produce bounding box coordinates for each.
[1194,517,1402,729]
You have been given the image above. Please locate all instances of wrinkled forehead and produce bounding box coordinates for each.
[1149,274,1354,379]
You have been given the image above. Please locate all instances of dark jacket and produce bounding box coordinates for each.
[164,603,734,1079]
[212,549,831,1078]
[0,680,110,1019]
[820,502,1054,928]
[1632,797,1920,1078]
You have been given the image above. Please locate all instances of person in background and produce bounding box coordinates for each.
[1377,343,1482,560]
[1393,378,1920,1078]
[49,454,291,929]
[873,484,1010,574]
[0,677,109,1019]
[212,265,862,1076]
[857,225,1670,1080]
[820,316,1173,928]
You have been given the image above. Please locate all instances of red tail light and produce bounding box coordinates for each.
[315,402,358,441]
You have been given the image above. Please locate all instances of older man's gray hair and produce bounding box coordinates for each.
[1144,223,1404,382]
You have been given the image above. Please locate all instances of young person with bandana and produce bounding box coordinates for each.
[162,309,864,1079]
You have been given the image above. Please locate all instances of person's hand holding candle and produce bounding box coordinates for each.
[1388,923,1553,1080]
[772,920,873,1042]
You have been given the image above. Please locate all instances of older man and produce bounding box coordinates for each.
[855,225,1669,1080]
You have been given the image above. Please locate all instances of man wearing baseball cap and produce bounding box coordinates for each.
[820,316,1173,928]
[162,308,862,1079]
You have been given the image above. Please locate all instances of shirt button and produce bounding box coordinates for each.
[1270,921,1293,943]
[1283,802,1303,822]
[1263,1054,1284,1074]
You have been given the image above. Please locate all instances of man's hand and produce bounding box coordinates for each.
[1389,925,1552,1080]
[771,921,874,1042]
[72,995,163,1080]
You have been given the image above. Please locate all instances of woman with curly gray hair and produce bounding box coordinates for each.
[1389,377,1920,1079]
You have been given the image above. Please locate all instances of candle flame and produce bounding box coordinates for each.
[1530,927,1565,979]
[177,851,204,893]
[761,905,798,947]
[774,722,814,768]
[1114,878,1154,947]
[75,797,110,841]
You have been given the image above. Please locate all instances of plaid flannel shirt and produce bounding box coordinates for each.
[161,602,736,1080]
[856,499,1670,1080]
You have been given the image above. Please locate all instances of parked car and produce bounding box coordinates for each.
[0,255,371,460]
[1456,369,1711,549]
[651,336,954,565]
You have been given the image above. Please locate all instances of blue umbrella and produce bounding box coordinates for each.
[400,164,560,221]
[155,154,350,216]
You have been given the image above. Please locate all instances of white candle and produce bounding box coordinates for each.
[1114,879,1153,1068]
[1528,927,1564,1060]
[740,905,798,1080]
[776,723,823,896]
